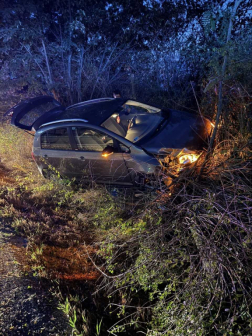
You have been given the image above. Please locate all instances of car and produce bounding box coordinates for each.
[4,96,213,188]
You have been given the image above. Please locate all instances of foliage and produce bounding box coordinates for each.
[97,138,252,335]
[0,0,250,110]
[1,114,252,336]
[0,1,252,335]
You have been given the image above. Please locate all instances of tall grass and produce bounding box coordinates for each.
[0,124,38,176]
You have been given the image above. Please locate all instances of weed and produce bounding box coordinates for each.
[58,297,89,336]
[69,309,78,331]
[31,264,45,277]
[95,318,103,336]
[58,297,71,316]
[30,244,44,261]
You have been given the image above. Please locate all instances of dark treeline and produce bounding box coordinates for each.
[0,0,251,111]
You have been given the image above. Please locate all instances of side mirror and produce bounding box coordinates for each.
[102,146,114,157]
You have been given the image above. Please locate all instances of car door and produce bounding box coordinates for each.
[4,96,65,131]
[69,126,133,185]
[35,126,76,178]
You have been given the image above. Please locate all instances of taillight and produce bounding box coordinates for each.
[31,152,36,161]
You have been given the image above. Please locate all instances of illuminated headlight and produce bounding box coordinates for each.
[178,153,199,165]
[112,114,118,118]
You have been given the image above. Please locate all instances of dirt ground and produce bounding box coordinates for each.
[0,220,73,336]
[0,162,73,335]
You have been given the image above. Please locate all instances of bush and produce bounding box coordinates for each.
[97,138,252,335]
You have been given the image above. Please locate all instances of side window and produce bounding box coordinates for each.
[72,127,114,152]
[41,127,72,150]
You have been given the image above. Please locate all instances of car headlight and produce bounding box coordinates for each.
[178,153,199,165]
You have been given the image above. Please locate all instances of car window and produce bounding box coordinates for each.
[101,116,126,137]
[124,100,161,114]
[123,105,148,115]
[41,127,72,150]
[18,101,60,127]
[72,127,114,152]
[101,101,162,143]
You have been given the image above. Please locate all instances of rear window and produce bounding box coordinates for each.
[18,101,59,127]
[41,127,72,150]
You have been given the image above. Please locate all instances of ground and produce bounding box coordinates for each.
[0,162,73,335]
[0,153,110,335]
[0,220,73,335]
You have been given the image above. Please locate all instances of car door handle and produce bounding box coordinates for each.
[43,155,48,159]
[80,156,85,161]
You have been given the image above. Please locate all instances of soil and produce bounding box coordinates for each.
[0,221,73,336]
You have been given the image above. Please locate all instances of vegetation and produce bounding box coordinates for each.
[0,0,252,335]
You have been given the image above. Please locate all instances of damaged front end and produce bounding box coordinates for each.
[157,147,203,187]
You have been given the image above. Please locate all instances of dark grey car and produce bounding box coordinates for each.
[5,96,213,187]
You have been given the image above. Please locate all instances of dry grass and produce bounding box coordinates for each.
[93,135,252,335]
[0,124,45,192]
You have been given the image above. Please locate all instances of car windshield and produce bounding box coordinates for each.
[124,100,161,114]
[101,100,163,143]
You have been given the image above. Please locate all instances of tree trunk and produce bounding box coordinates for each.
[77,47,84,102]
[130,71,136,100]
[67,53,73,104]
[41,39,53,85]
[209,0,243,150]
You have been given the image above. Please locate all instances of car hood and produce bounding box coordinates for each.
[140,109,212,154]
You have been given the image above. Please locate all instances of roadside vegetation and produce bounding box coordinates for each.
[1,0,252,335]
[0,104,252,336]
[0,124,125,335]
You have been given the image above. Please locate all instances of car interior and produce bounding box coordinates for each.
[102,112,163,143]
[101,116,126,138]
[125,114,163,142]
[72,128,112,152]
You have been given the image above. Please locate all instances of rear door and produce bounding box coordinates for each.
[4,96,64,131]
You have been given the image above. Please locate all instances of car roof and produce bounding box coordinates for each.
[56,98,127,126]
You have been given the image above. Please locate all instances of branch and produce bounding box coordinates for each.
[41,39,53,85]
[209,0,243,151]
[20,43,48,83]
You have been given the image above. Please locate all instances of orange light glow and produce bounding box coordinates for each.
[102,152,114,157]
[178,153,199,165]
